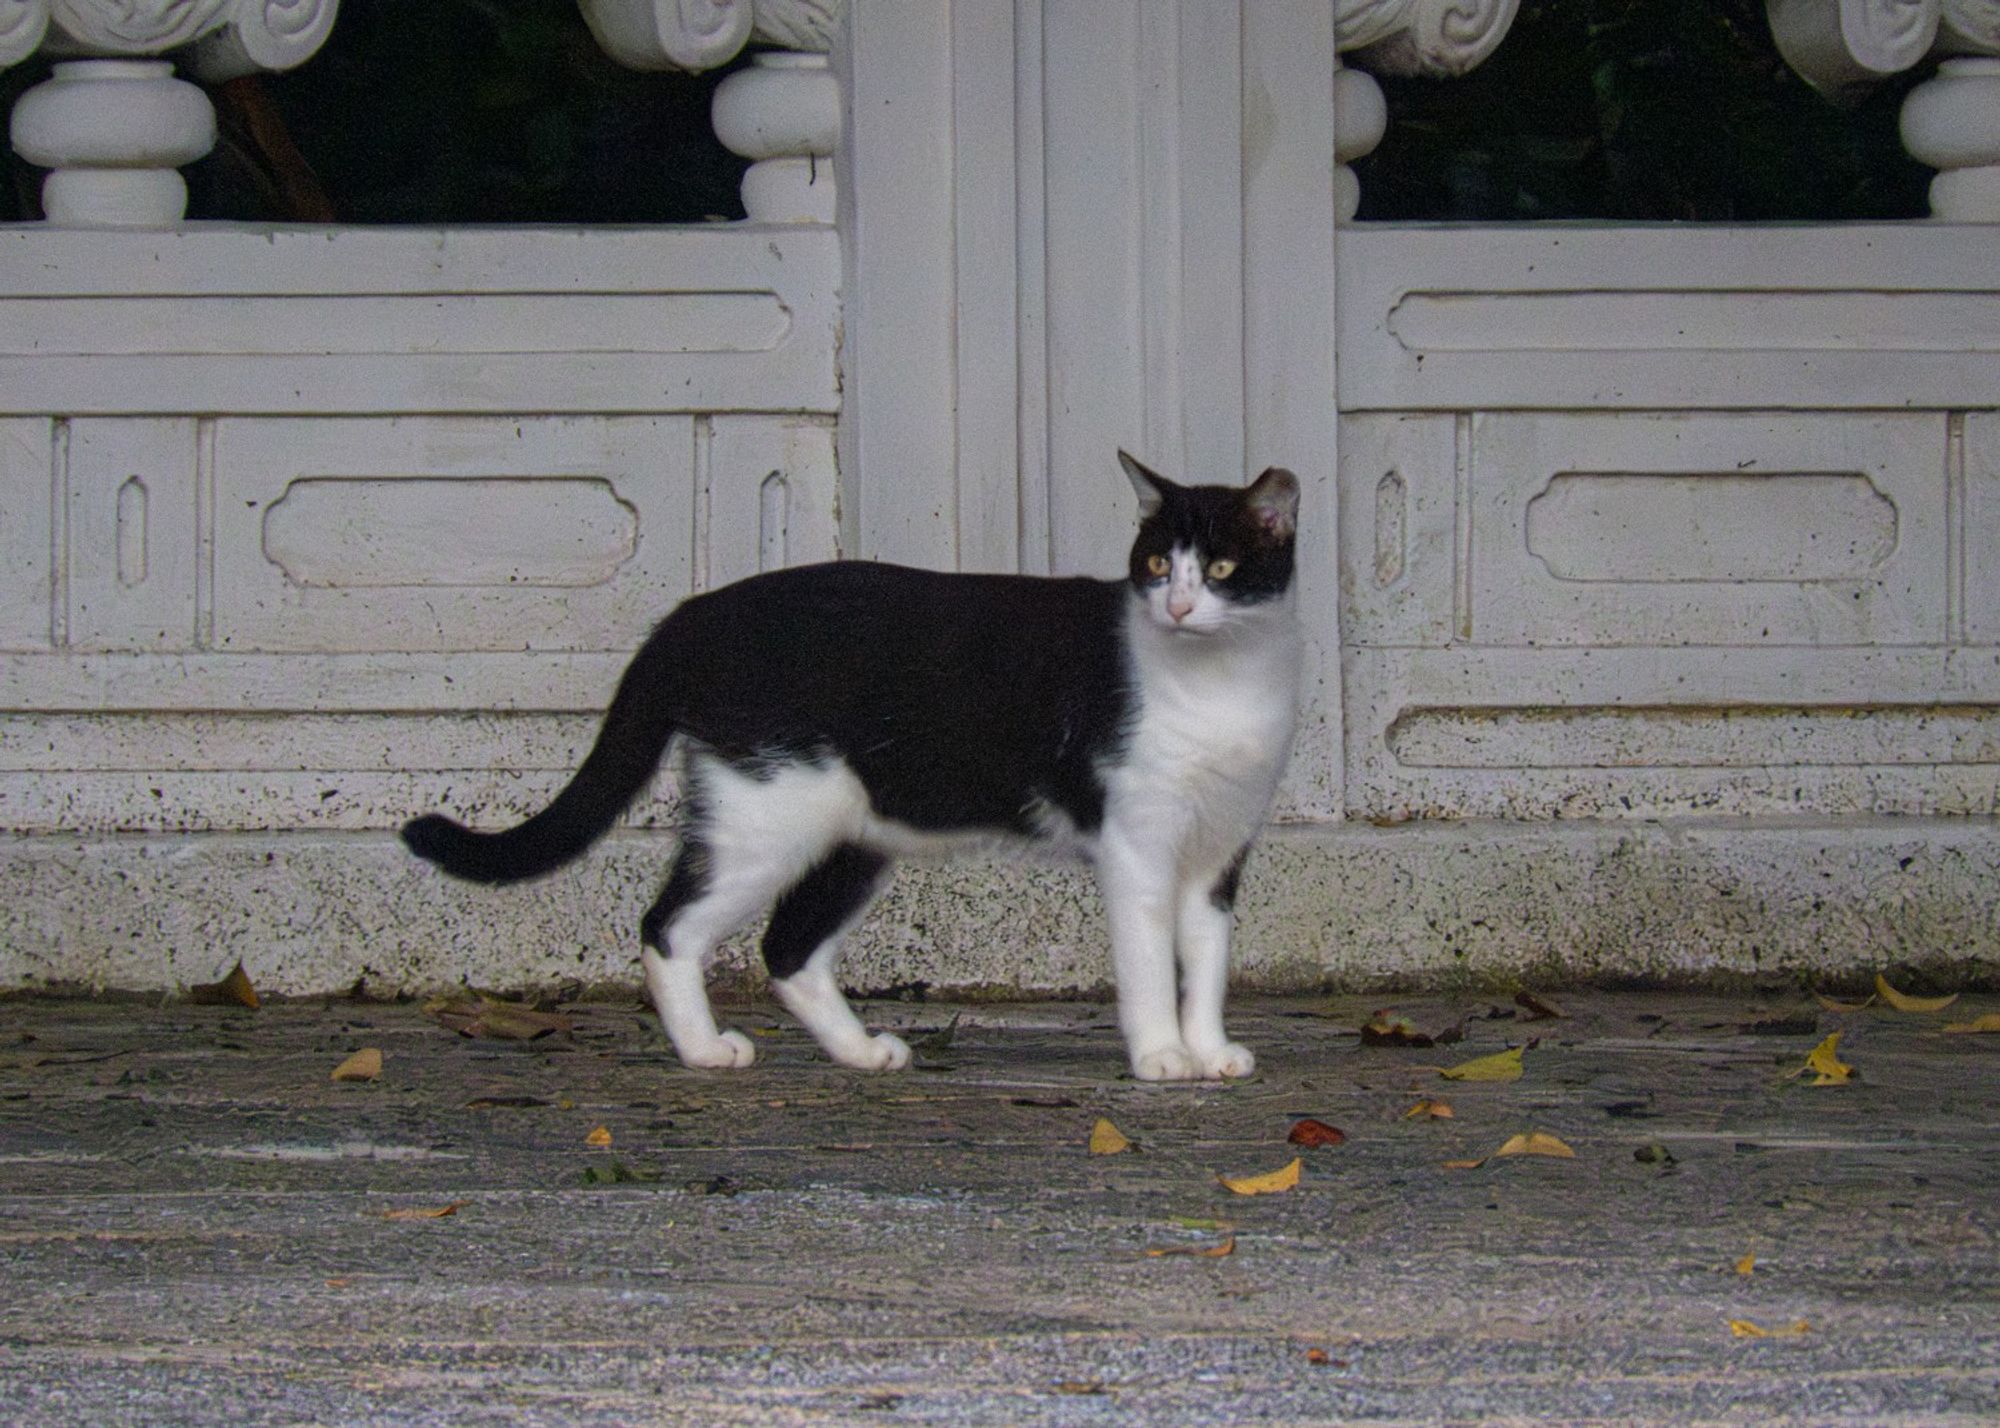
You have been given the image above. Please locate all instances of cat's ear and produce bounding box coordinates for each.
[1118,450,1176,518]
[1244,467,1300,542]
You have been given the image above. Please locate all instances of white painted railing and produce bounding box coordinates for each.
[0,0,1992,998]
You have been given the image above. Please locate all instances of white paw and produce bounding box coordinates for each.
[834,1031,911,1072]
[1132,1044,1203,1082]
[679,1028,757,1070]
[1194,1042,1256,1079]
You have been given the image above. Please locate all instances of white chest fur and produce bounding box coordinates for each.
[1104,597,1301,875]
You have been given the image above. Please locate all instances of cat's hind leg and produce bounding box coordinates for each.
[640,842,769,1069]
[763,844,909,1071]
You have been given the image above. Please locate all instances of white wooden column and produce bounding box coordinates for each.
[834,0,1343,815]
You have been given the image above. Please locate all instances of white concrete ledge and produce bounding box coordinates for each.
[4,817,1994,999]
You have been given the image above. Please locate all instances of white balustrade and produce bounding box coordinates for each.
[1769,0,2000,218]
[1335,0,1521,219]
[579,0,840,223]
[1,0,338,227]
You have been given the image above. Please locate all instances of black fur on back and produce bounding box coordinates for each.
[401,562,1136,883]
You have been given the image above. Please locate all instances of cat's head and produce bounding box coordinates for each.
[1120,451,1298,636]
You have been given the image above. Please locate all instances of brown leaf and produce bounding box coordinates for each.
[1361,1010,1432,1047]
[424,996,574,1041]
[1403,1098,1454,1120]
[1814,990,1876,1013]
[330,1047,382,1082]
[1735,1252,1756,1276]
[188,961,259,1010]
[381,1201,467,1221]
[1287,1118,1346,1148]
[1441,1157,1487,1171]
[1143,1236,1235,1258]
[1514,990,1567,1020]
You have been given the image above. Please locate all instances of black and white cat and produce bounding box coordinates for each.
[403,452,1302,1081]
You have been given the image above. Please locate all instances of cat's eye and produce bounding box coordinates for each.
[1206,558,1238,581]
[1145,554,1170,578]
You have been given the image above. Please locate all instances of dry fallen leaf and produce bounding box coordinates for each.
[1361,1011,1430,1047]
[1143,1237,1235,1258]
[1514,990,1567,1020]
[1439,1046,1525,1083]
[381,1201,467,1221]
[331,1047,383,1082]
[1728,1317,1809,1338]
[1803,1032,1853,1086]
[1287,1118,1346,1148]
[423,996,575,1041]
[1815,990,1876,1013]
[585,1125,613,1148]
[1493,1131,1575,1159]
[1219,1157,1302,1196]
[1943,1013,2000,1034]
[1736,1253,1757,1277]
[1441,1157,1487,1171]
[1305,1346,1332,1366]
[1088,1117,1132,1155]
[1403,1099,1454,1119]
[188,961,259,1010]
[1875,974,1959,1014]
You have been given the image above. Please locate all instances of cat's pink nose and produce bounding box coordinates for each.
[1167,597,1194,621]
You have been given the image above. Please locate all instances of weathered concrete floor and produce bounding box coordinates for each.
[2,990,1997,1426]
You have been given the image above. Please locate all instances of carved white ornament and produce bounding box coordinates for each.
[1767,0,1941,97]
[1766,0,2000,217]
[0,0,51,65]
[1940,0,2000,50]
[576,0,838,73]
[712,50,836,222]
[1336,0,1522,79]
[1901,56,2000,217]
[3,0,337,225]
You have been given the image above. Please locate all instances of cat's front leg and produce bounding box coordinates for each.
[1175,863,1255,1079]
[1099,842,1202,1081]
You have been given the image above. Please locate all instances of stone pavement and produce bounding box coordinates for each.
[2,989,1997,1425]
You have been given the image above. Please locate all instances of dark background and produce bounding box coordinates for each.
[0,0,1933,225]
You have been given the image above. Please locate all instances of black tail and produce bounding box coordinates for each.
[401,645,677,886]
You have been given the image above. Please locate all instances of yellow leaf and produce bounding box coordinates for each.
[331,1047,382,1082]
[1088,1118,1132,1155]
[1736,1253,1756,1276]
[1143,1237,1235,1258]
[1875,974,1959,1014]
[188,960,260,1010]
[1439,1046,1524,1083]
[1404,1098,1455,1119]
[1441,1158,1486,1171]
[1728,1317,1809,1338]
[1219,1157,1302,1195]
[1492,1131,1575,1159]
[1814,990,1876,1013]
[1803,1032,1853,1086]
[1943,1013,2000,1034]
[585,1125,613,1148]
[381,1201,467,1221]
